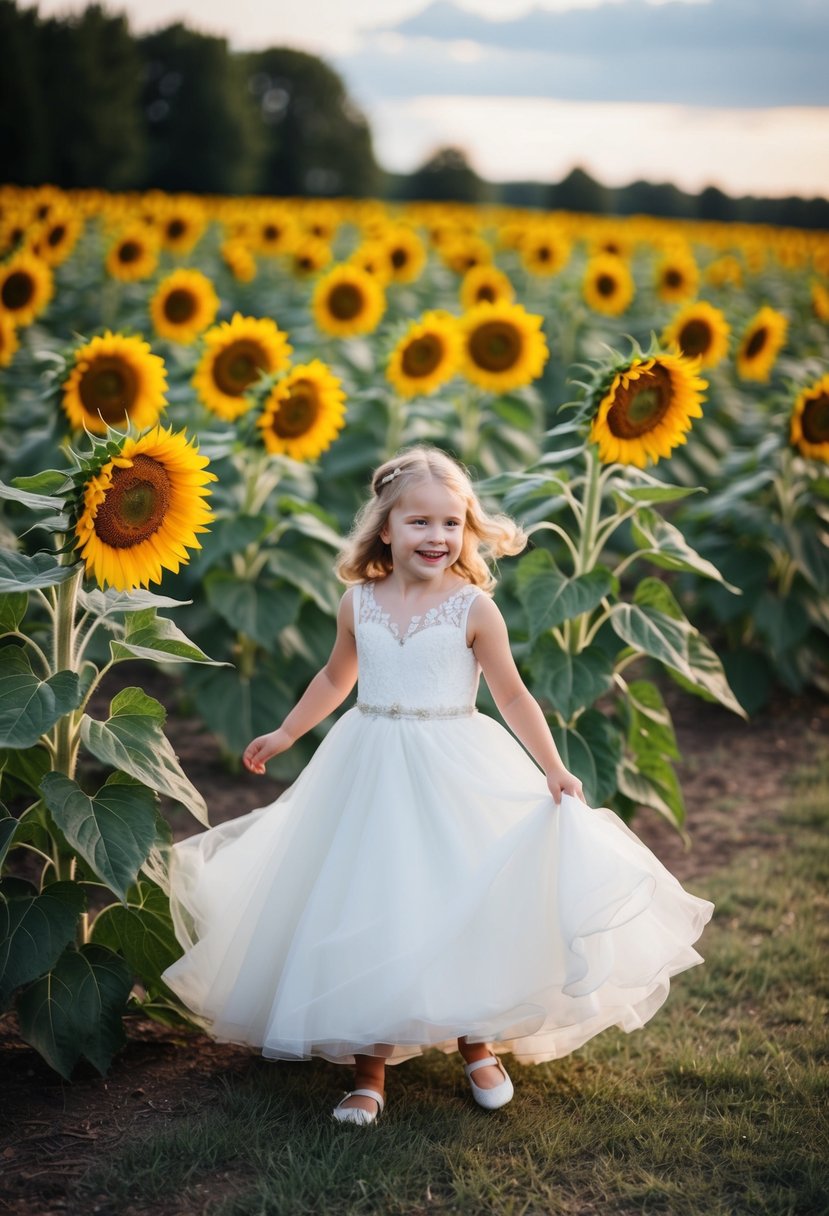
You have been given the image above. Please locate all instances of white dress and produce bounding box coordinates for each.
[160,580,713,1066]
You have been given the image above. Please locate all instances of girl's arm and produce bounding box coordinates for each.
[469,594,585,803]
[243,588,359,774]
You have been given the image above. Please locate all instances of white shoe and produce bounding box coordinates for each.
[331,1087,385,1126]
[464,1055,514,1110]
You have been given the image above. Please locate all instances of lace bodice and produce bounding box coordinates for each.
[354,581,482,714]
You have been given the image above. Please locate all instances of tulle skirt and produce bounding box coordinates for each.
[160,708,713,1066]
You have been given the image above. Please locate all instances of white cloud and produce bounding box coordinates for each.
[371,96,829,197]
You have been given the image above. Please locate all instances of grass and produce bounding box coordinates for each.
[77,766,829,1216]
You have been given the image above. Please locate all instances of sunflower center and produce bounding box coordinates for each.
[1,271,35,311]
[401,334,444,378]
[607,365,673,439]
[802,392,829,444]
[476,285,496,303]
[213,340,267,396]
[744,326,768,359]
[263,224,280,242]
[391,248,408,269]
[93,455,172,548]
[596,273,617,298]
[118,241,141,264]
[78,356,138,424]
[47,224,66,248]
[328,283,364,321]
[164,288,197,324]
[537,247,551,262]
[679,319,712,357]
[271,380,319,438]
[664,268,683,288]
[468,321,521,372]
[167,218,186,240]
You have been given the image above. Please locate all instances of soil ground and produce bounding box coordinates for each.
[1,671,827,1216]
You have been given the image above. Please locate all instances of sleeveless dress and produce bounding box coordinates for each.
[160,580,713,1067]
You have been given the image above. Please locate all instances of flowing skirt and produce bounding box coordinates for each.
[160,708,713,1066]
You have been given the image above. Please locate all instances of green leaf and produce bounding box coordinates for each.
[77,587,191,616]
[551,711,620,807]
[629,508,739,589]
[0,648,82,749]
[515,549,616,640]
[266,548,341,615]
[0,880,86,1007]
[80,688,207,825]
[754,593,811,656]
[0,479,66,511]
[617,757,686,833]
[40,772,158,903]
[0,592,28,631]
[0,805,16,868]
[15,942,133,1079]
[11,470,73,496]
[110,608,227,667]
[182,662,296,763]
[0,551,82,594]
[204,571,302,649]
[610,581,744,716]
[529,636,613,721]
[91,879,181,990]
[8,799,52,854]
[0,744,52,796]
[611,483,702,505]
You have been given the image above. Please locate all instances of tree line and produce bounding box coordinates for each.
[1,1,826,229]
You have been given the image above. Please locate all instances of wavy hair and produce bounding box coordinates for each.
[335,445,527,591]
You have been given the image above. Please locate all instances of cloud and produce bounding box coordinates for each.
[337,0,829,108]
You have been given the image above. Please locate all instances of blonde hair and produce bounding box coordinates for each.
[335,445,527,592]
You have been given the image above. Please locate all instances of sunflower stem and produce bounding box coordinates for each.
[571,445,603,653]
[386,393,406,459]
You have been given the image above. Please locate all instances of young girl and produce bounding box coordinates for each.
[161,445,713,1126]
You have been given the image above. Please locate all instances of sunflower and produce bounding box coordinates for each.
[150,268,220,345]
[75,425,215,591]
[458,301,548,393]
[31,208,84,268]
[736,306,788,382]
[520,226,571,277]
[662,301,730,369]
[459,264,515,310]
[106,226,159,282]
[312,264,386,338]
[589,352,707,468]
[811,281,829,323]
[193,313,292,421]
[440,234,492,276]
[221,239,257,283]
[0,248,54,328]
[380,226,427,284]
[257,361,346,461]
[387,311,461,398]
[157,199,207,254]
[0,207,28,256]
[349,240,393,285]
[790,374,829,462]
[582,254,635,316]
[289,236,332,278]
[704,254,743,289]
[654,247,699,303]
[0,312,19,367]
[62,331,168,434]
[253,206,295,256]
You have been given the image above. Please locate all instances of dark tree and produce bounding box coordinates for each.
[697,184,737,222]
[404,146,488,204]
[139,25,262,195]
[0,0,49,185]
[244,48,379,197]
[39,5,146,189]
[549,167,610,215]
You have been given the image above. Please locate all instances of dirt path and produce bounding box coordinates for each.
[1,676,826,1216]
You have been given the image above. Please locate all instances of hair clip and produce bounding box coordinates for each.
[380,467,403,487]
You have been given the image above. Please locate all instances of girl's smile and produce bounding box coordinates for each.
[380,479,466,584]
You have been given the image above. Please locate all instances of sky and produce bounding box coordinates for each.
[22,0,829,198]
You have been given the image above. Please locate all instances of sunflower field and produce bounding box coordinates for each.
[1,181,827,1078]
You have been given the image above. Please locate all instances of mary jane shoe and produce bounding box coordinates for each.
[331,1087,385,1126]
[464,1055,514,1110]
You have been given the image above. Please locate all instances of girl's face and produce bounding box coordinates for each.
[380,478,467,582]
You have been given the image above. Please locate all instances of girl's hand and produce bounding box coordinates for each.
[243,728,293,775]
[546,765,585,804]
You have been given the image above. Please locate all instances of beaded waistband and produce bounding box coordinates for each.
[356,700,476,721]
